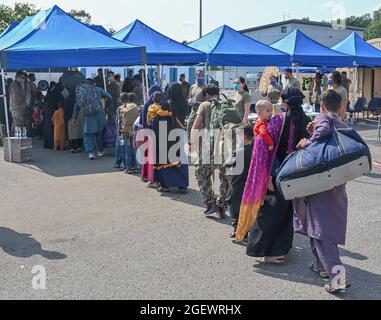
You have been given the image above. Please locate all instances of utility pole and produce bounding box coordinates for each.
[199,0,203,38]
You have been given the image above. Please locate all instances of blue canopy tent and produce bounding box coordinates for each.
[331,32,381,108]
[0,5,147,161]
[89,25,111,36]
[114,19,206,65]
[0,6,146,69]
[0,21,20,39]
[271,29,354,67]
[188,25,290,67]
[332,32,381,67]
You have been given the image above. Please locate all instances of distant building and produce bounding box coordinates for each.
[240,19,365,47]
[368,38,381,50]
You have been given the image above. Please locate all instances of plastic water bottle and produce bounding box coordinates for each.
[15,127,20,139]
[22,127,27,139]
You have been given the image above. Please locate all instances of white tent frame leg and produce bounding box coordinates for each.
[353,64,358,109]
[1,68,12,162]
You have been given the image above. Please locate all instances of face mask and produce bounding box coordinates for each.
[271,80,277,86]
[285,75,289,80]
[234,83,241,91]
[197,78,205,85]
[16,78,26,84]
[328,79,333,86]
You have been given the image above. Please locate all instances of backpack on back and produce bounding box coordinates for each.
[120,103,140,137]
[75,82,100,117]
[209,94,242,162]
[210,94,242,130]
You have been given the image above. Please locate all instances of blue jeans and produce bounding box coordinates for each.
[84,131,104,154]
[115,136,126,167]
[124,134,137,170]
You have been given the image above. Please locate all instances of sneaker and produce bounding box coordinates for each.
[98,151,106,158]
[113,163,121,169]
[70,148,76,154]
[204,205,219,216]
[89,153,96,160]
[217,206,227,219]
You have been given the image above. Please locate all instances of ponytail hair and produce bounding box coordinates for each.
[239,76,249,93]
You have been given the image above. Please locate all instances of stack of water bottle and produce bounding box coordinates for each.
[14,127,28,139]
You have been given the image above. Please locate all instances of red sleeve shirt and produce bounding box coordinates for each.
[254,120,274,147]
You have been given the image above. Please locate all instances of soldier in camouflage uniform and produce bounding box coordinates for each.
[9,71,31,133]
[191,85,230,217]
[187,70,206,142]
[106,71,121,124]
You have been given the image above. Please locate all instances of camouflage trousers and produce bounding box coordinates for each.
[195,164,230,209]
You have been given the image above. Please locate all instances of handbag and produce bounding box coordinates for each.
[103,122,116,149]
[276,123,372,200]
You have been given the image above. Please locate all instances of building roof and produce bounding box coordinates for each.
[240,19,366,34]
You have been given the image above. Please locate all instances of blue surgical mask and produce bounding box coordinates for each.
[285,75,289,80]
[328,79,333,86]
[271,80,277,86]
[197,77,205,85]
[234,83,241,91]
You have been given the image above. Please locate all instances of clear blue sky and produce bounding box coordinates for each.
[4,0,381,41]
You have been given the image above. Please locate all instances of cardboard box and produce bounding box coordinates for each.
[3,138,33,163]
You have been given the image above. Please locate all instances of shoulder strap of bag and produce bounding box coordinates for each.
[330,120,345,156]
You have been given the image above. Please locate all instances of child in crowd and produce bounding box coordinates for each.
[254,100,274,151]
[147,91,172,126]
[225,124,254,239]
[117,92,140,175]
[267,89,282,115]
[254,100,276,192]
[32,106,43,139]
[294,89,351,295]
[68,114,84,154]
[51,106,66,151]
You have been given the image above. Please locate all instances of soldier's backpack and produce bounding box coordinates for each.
[209,94,242,161]
[75,82,100,117]
[210,94,242,130]
[120,103,140,137]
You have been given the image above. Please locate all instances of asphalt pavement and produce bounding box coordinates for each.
[0,124,380,300]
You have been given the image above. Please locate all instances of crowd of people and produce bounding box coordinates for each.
[0,67,353,295]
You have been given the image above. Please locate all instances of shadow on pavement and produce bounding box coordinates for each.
[251,236,379,299]
[158,188,204,208]
[0,227,67,260]
[13,140,117,178]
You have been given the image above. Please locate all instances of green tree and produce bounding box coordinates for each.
[69,9,91,24]
[365,8,381,40]
[108,28,116,35]
[346,13,372,28]
[0,2,37,32]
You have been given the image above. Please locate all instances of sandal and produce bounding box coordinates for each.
[158,187,170,193]
[261,257,286,265]
[147,182,160,189]
[311,262,330,279]
[178,188,188,194]
[325,279,352,295]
